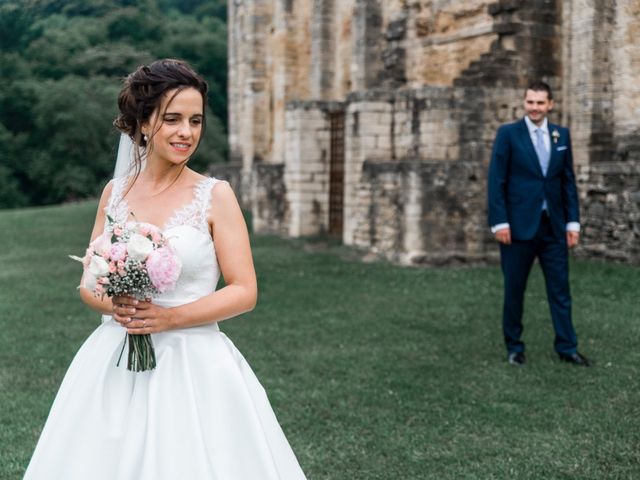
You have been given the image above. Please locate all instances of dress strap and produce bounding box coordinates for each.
[104,176,129,225]
[195,177,226,233]
[163,177,226,235]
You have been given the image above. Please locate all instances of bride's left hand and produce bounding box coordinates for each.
[113,297,174,334]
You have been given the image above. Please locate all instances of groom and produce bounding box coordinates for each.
[487,81,589,367]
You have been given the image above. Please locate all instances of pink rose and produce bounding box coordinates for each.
[139,225,151,237]
[118,269,126,276]
[113,226,123,236]
[151,231,162,244]
[109,242,127,262]
[108,262,117,274]
[146,247,182,293]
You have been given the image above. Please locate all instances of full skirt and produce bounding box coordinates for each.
[24,319,307,480]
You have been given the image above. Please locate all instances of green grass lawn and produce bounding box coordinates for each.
[1,201,639,479]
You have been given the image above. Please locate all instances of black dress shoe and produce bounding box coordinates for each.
[508,352,525,366]
[558,352,591,367]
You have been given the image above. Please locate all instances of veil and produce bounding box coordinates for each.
[102,134,144,325]
[114,133,145,179]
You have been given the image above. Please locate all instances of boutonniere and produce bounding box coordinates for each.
[551,129,560,144]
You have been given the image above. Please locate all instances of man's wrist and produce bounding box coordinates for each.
[491,223,510,234]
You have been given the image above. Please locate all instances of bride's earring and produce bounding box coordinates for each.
[143,134,148,142]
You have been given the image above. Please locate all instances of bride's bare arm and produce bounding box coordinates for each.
[117,181,257,333]
[78,181,116,315]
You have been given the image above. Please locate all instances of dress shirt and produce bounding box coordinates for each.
[524,115,550,154]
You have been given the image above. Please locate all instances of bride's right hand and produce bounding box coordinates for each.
[111,296,140,327]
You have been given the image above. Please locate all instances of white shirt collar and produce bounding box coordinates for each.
[524,115,548,134]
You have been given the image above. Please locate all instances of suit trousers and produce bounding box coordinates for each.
[499,213,578,355]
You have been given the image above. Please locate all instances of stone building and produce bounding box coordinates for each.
[223,0,640,264]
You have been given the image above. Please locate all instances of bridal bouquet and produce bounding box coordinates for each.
[70,216,181,372]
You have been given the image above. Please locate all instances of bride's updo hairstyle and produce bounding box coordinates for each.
[113,59,209,181]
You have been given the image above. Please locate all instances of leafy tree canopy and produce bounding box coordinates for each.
[0,0,228,208]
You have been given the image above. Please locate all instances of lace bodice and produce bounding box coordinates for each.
[105,176,217,235]
[104,176,224,309]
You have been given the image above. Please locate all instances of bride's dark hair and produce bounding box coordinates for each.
[113,58,209,187]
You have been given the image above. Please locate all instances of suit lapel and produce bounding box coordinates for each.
[547,122,559,174]
[517,119,544,176]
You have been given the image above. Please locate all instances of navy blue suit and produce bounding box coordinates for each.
[488,118,580,355]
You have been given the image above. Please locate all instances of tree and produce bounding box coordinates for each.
[0,0,229,208]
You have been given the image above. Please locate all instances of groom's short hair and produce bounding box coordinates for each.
[525,81,553,100]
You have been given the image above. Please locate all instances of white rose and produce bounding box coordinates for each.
[87,255,110,277]
[83,273,98,291]
[128,233,154,261]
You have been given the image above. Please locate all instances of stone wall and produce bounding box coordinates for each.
[404,0,497,86]
[352,160,494,265]
[577,162,640,263]
[346,85,522,262]
[251,163,288,234]
[228,0,640,265]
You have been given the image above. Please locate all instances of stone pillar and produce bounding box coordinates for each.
[612,0,640,160]
[311,0,335,99]
[562,0,615,165]
[227,0,243,164]
[271,0,297,164]
[332,0,356,98]
[351,0,384,90]
[283,101,338,236]
[343,94,394,245]
[401,166,424,264]
[228,0,273,205]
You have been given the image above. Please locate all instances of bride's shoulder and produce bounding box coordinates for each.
[208,179,239,220]
[97,179,116,206]
[183,170,236,209]
[188,171,232,196]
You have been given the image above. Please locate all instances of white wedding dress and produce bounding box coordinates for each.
[24,177,307,480]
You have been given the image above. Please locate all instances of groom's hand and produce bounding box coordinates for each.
[495,228,511,245]
[566,231,580,248]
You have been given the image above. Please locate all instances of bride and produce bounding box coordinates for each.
[23,59,307,479]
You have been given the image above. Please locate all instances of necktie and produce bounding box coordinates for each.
[534,128,550,176]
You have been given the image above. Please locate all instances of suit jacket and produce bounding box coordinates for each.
[487,118,580,241]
